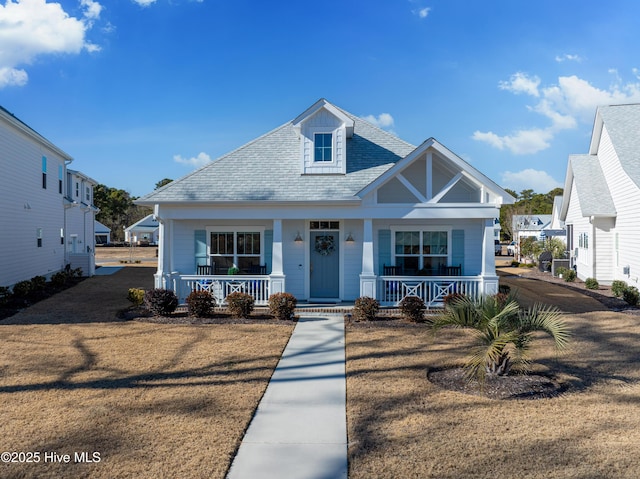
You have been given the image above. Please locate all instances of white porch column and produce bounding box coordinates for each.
[153,206,176,290]
[154,212,166,289]
[359,219,377,299]
[481,217,499,296]
[270,219,286,294]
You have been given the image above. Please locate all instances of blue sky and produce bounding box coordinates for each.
[2,0,640,198]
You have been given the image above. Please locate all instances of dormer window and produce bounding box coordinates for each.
[292,99,354,175]
[314,133,333,162]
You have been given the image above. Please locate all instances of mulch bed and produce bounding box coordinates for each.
[428,367,563,400]
[120,307,298,325]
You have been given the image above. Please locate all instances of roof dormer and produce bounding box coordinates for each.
[292,99,354,175]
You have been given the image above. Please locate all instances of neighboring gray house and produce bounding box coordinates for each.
[125,214,159,245]
[0,106,97,288]
[95,220,111,245]
[137,99,514,306]
[560,104,640,286]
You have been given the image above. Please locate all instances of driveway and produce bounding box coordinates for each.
[497,268,609,314]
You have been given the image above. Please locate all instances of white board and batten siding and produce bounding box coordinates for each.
[599,126,640,286]
[0,116,68,287]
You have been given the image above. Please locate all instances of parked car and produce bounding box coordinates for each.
[494,240,502,255]
[507,241,516,256]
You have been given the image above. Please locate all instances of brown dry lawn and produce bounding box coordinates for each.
[1,267,294,479]
[346,278,640,478]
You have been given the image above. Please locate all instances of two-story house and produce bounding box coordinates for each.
[0,106,97,288]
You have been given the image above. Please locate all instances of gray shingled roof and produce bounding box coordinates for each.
[138,105,416,203]
[598,104,640,190]
[569,154,616,217]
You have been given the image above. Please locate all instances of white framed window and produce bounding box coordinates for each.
[37,228,43,248]
[42,156,47,189]
[208,227,264,274]
[310,220,339,230]
[314,133,333,162]
[392,228,450,275]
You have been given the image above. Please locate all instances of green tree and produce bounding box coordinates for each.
[155,178,173,189]
[499,187,563,241]
[542,237,567,259]
[519,236,542,262]
[433,295,570,381]
[94,184,151,242]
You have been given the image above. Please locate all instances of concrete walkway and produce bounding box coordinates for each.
[226,314,347,479]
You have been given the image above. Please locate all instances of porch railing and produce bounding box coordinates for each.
[175,275,271,305]
[378,275,481,308]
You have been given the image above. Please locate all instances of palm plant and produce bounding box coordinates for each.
[432,294,570,382]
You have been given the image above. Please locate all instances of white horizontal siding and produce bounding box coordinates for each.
[599,126,640,287]
[0,117,68,287]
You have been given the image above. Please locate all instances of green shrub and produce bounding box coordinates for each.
[498,284,511,295]
[12,280,32,298]
[227,267,240,275]
[564,270,577,282]
[268,292,297,320]
[555,266,568,278]
[511,261,520,267]
[186,290,216,317]
[226,292,254,318]
[585,278,599,290]
[144,288,178,316]
[443,292,465,306]
[0,286,10,306]
[622,286,639,306]
[30,275,46,290]
[611,280,628,298]
[51,271,69,288]
[127,288,146,307]
[353,296,380,322]
[399,295,427,323]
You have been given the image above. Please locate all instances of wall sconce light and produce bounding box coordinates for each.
[294,232,303,243]
[345,233,355,243]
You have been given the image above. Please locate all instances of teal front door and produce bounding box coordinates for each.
[310,232,340,298]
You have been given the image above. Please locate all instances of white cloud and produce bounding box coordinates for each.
[0,0,102,88]
[555,53,583,63]
[475,71,640,154]
[472,128,553,155]
[133,0,157,6]
[173,152,212,168]
[498,72,540,97]
[417,7,431,18]
[362,112,395,129]
[501,169,562,194]
[0,67,28,88]
[81,0,102,21]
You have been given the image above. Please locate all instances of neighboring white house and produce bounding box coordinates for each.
[65,169,99,275]
[125,214,159,245]
[0,106,98,288]
[560,104,640,286]
[137,99,515,306]
[95,220,111,245]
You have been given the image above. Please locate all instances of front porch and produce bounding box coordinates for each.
[170,272,490,309]
[377,275,482,308]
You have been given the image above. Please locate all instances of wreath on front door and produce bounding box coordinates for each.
[314,235,336,256]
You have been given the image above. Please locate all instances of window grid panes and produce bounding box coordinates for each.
[394,230,449,274]
[314,133,332,162]
[210,232,261,274]
[310,221,339,230]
